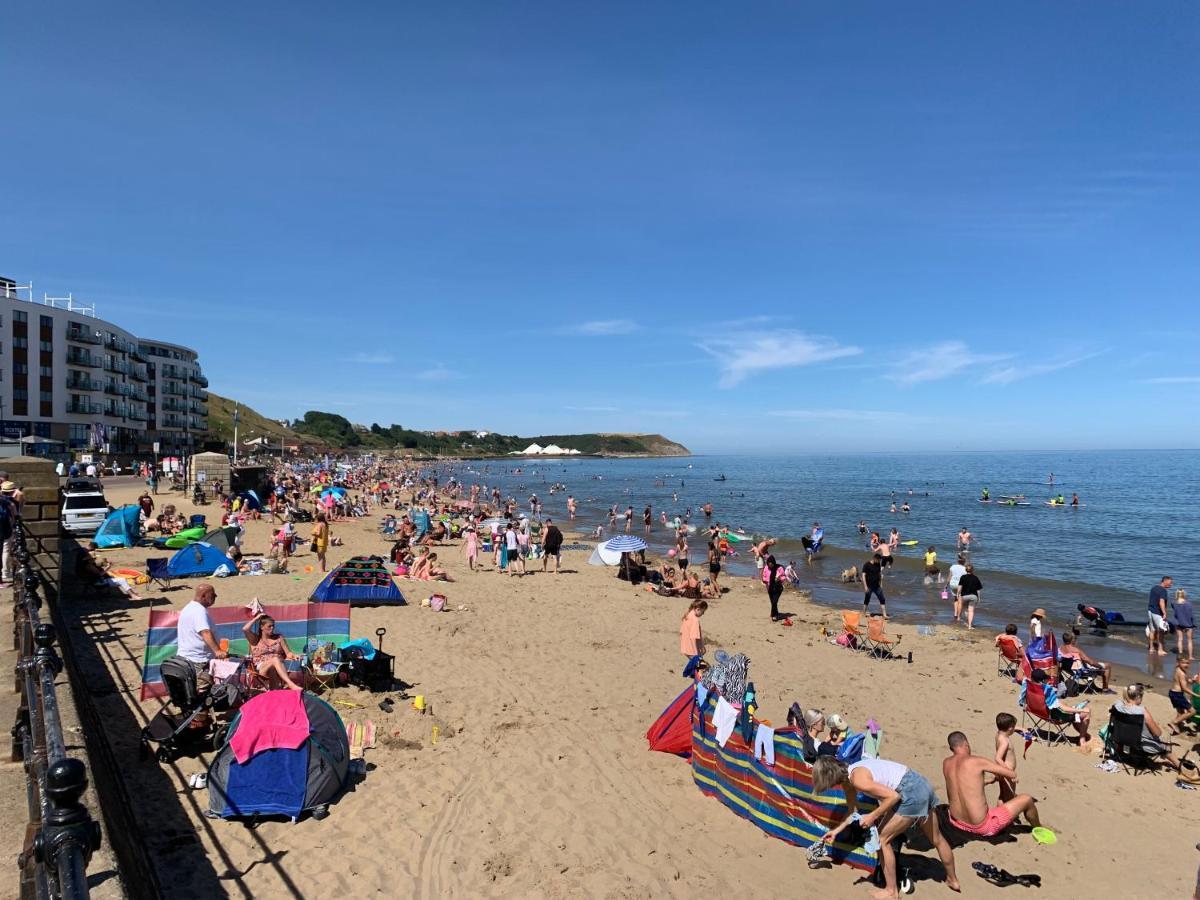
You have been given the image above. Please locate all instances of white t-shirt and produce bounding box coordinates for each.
[1030,616,1043,639]
[948,564,967,588]
[177,600,215,664]
[85,464,97,477]
[505,530,519,551]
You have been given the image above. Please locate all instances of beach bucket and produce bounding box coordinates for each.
[412,695,426,712]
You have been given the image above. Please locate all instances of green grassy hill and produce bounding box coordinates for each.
[205,395,689,457]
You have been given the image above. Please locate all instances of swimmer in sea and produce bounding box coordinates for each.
[889,528,899,550]
[890,502,898,514]
[1071,493,1079,507]
[957,527,972,551]
[901,501,911,513]
[858,520,868,536]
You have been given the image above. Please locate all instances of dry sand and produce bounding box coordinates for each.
[62,481,1198,898]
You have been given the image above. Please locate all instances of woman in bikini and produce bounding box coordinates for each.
[243,613,304,692]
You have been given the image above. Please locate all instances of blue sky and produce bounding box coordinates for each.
[3,2,1198,452]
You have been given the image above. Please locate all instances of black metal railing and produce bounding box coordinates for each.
[10,524,102,899]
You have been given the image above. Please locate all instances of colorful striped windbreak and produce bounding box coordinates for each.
[691,688,878,873]
[140,602,351,700]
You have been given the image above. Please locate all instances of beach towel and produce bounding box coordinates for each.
[347,720,377,760]
[222,745,310,819]
[230,691,311,764]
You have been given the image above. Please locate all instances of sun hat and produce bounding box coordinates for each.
[0,482,15,493]
[1032,608,1047,618]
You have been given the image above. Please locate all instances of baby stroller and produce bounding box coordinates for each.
[140,656,246,763]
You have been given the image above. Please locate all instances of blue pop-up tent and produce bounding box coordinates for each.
[94,505,141,549]
[166,542,235,578]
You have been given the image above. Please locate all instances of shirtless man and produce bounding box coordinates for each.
[942,731,1041,839]
[957,527,972,551]
[751,537,776,571]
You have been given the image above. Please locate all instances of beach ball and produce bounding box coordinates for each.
[667,549,676,558]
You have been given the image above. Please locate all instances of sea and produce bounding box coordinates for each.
[445,450,1199,679]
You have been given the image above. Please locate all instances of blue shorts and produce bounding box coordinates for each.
[1169,690,1191,713]
[896,769,939,820]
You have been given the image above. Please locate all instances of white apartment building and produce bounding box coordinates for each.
[0,275,208,453]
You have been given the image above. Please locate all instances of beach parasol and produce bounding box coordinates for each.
[603,535,648,553]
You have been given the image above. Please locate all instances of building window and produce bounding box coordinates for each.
[40,390,52,403]
[12,337,27,349]
[38,366,52,377]
[12,311,27,323]
[13,388,27,401]
[40,315,52,328]
[12,363,27,376]
[69,424,88,445]
[39,341,52,353]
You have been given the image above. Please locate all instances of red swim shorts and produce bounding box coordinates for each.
[950,805,1015,837]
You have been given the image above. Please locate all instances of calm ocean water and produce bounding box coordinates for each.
[449,450,1200,675]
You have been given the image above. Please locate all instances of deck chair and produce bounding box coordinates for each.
[996,636,1022,679]
[1058,657,1103,696]
[863,616,902,659]
[146,557,173,590]
[1104,707,1168,775]
[1021,682,1070,746]
[840,610,866,651]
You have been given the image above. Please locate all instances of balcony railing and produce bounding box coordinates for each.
[161,398,187,412]
[128,407,148,421]
[103,359,129,375]
[129,368,148,382]
[65,351,99,368]
[161,415,188,429]
[104,336,129,353]
[189,373,209,387]
[66,326,102,345]
[129,348,147,363]
[67,400,102,415]
[103,403,129,419]
[190,401,207,415]
[190,416,207,430]
[162,383,187,397]
[129,389,148,402]
[65,375,101,392]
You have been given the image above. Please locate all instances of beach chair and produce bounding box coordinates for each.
[1020,682,1070,746]
[1058,658,1103,696]
[146,557,173,590]
[1103,707,1168,775]
[839,611,866,651]
[863,617,902,659]
[996,636,1022,679]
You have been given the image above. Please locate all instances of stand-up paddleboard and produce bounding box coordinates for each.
[900,539,920,546]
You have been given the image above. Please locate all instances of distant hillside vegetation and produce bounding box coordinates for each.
[206,399,689,457]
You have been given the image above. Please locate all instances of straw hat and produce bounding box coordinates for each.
[1032,608,1047,619]
[0,482,15,493]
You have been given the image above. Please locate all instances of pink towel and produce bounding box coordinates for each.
[230,691,310,764]
[207,658,242,683]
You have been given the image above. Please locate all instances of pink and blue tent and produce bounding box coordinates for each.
[141,602,350,700]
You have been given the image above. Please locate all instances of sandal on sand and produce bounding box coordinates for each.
[972,862,1041,888]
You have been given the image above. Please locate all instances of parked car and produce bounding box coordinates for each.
[61,485,109,535]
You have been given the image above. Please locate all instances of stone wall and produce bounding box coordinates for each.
[2,455,62,592]
[190,451,230,494]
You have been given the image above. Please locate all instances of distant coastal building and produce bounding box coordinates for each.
[0,275,208,453]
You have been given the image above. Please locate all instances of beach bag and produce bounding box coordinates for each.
[430,594,447,612]
[836,632,857,649]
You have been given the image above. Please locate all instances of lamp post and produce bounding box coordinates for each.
[232,404,240,467]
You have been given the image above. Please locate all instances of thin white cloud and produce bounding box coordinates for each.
[698,330,861,388]
[979,352,1104,386]
[417,365,461,382]
[569,319,639,336]
[767,409,932,424]
[889,341,1010,386]
[350,352,395,365]
[1139,376,1200,385]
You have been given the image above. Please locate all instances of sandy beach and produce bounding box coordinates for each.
[62,480,1198,899]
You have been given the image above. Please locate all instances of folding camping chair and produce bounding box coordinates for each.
[1020,682,1071,746]
[863,616,902,659]
[996,636,1023,679]
[840,611,866,651]
[1103,707,1171,775]
[146,557,173,590]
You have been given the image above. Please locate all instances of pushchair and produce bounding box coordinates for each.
[140,656,246,763]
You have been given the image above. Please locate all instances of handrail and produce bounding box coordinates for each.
[10,521,102,900]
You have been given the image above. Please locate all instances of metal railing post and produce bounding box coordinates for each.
[10,521,102,900]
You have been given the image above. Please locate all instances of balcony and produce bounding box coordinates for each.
[130,348,147,363]
[104,359,130,375]
[103,402,130,419]
[162,383,187,397]
[190,401,207,416]
[161,398,187,412]
[104,335,130,353]
[66,350,100,368]
[66,374,102,391]
[66,326,102,345]
[128,408,148,422]
[130,367,148,382]
[189,416,207,430]
[103,381,131,396]
[67,399,102,415]
[189,373,209,387]
[161,414,188,429]
[129,388,148,402]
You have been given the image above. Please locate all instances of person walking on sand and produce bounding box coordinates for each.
[676,533,689,572]
[311,512,330,573]
[955,564,983,629]
[862,552,887,618]
[680,599,707,659]
[1149,575,1172,656]
[464,525,479,571]
[764,555,785,621]
[541,519,563,574]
